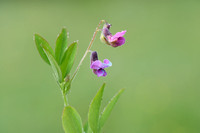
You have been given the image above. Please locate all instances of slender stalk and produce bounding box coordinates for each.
[63,93,68,106]
[71,20,105,81]
[59,83,68,106]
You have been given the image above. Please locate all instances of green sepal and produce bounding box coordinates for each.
[88,83,105,133]
[34,34,54,65]
[60,41,78,79]
[55,28,68,65]
[99,89,125,130]
[62,106,83,133]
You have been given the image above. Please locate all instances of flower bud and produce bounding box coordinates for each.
[90,51,98,64]
[100,23,112,45]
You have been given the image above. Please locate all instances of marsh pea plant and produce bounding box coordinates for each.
[34,20,126,133]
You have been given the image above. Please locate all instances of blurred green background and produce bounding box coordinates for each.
[1,0,200,133]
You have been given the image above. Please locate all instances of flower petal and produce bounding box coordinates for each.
[90,60,103,69]
[102,70,107,77]
[115,37,125,46]
[110,30,126,42]
[96,69,105,77]
[102,59,112,68]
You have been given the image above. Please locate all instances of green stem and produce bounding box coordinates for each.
[60,83,68,106]
[63,92,68,106]
[71,20,105,82]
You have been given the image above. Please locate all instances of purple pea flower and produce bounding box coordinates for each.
[100,23,126,47]
[90,51,112,77]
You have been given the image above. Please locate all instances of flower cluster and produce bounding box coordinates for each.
[90,22,126,77]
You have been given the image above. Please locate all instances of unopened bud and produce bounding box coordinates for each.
[90,51,98,64]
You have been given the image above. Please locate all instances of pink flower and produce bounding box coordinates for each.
[100,23,126,47]
[90,51,112,77]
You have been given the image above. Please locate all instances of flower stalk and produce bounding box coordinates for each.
[63,93,68,106]
[71,20,105,82]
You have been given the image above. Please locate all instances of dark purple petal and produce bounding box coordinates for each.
[96,69,104,77]
[116,37,125,46]
[90,60,103,69]
[102,70,107,77]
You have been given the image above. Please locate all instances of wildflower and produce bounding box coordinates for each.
[100,23,126,47]
[90,51,112,77]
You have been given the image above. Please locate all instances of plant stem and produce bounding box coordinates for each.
[71,20,105,82]
[63,92,68,106]
[60,83,68,106]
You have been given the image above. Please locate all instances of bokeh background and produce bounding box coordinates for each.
[1,0,200,133]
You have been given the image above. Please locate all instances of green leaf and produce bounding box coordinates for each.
[99,89,125,129]
[83,121,93,133]
[62,106,83,133]
[64,79,71,94]
[43,49,62,83]
[34,34,54,65]
[55,28,68,65]
[60,41,78,78]
[83,121,89,133]
[88,83,105,133]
